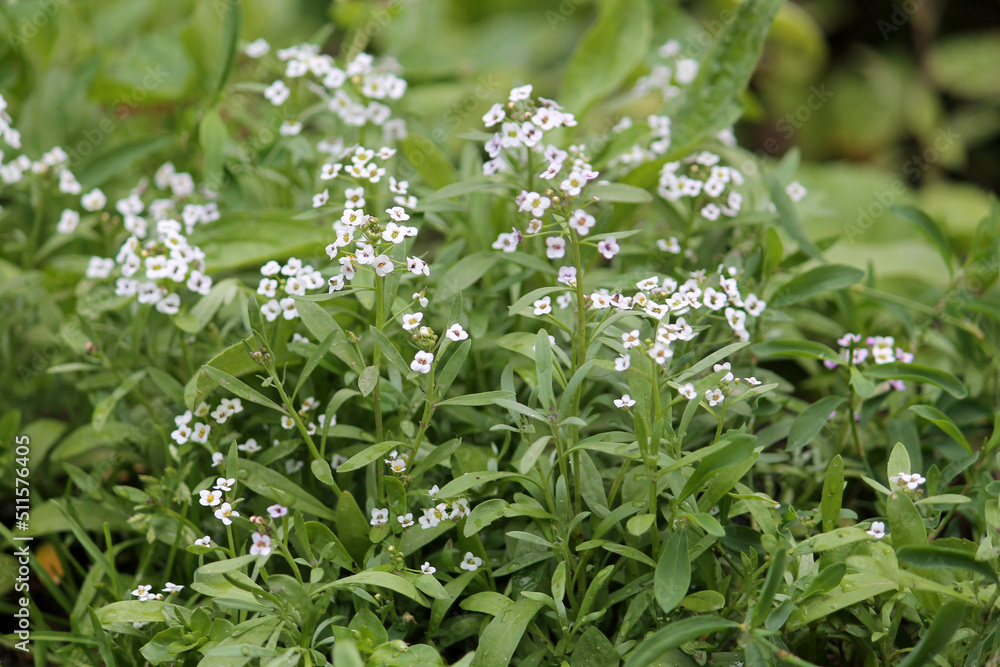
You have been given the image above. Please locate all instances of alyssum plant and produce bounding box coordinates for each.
[3,0,999,665]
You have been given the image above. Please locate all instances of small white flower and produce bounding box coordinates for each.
[460,552,484,571]
[622,329,641,349]
[238,438,261,453]
[545,236,566,259]
[597,237,619,259]
[705,387,725,406]
[786,181,807,202]
[386,206,410,222]
[614,394,636,409]
[533,296,552,316]
[411,350,434,374]
[370,508,389,526]
[567,209,595,235]
[866,521,886,539]
[678,383,697,400]
[385,457,407,474]
[213,477,235,493]
[81,188,107,212]
[268,504,288,518]
[614,353,631,372]
[131,584,153,601]
[199,489,222,507]
[214,502,239,525]
[190,422,211,444]
[446,323,468,341]
[421,561,436,575]
[398,513,415,528]
[509,84,533,101]
[162,582,184,593]
[194,535,212,547]
[280,415,295,430]
[250,532,272,556]
[745,377,762,387]
[313,189,329,208]
[212,452,224,466]
[373,254,394,276]
[402,312,424,331]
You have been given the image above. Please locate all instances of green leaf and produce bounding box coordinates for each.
[471,599,544,667]
[201,366,284,413]
[887,491,927,550]
[798,562,846,601]
[337,441,405,473]
[789,527,871,555]
[679,590,726,613]
[769,264,865,308]
[401,134,456,190]
[588,182,653,203]
[437,391,515,408]
[667,0,785,154]
[199,108,227,189]
[749,339,842,365]
[787,395,845,451]
[896,601,968,667]
[887,441,912,484]
[436,472,534,498]
[325,571,429,607]
[369,326,411,378]
[464,499,509,538]
[624,616,740,667]
[239,459,335,520]
[560,0,652,114]
[78,136,173,189]
[214,0,242,95]
[420,178,508,204]
[896,545,998,583]
[436,252,499,303]
[820,455,844,532]
[892,205,953,275]
[908,405,972,452]
[92,370,146,432]
[96,601,173,625]
[678,433,757,501]
[296,300,363,371]
[358,365,379,397]
[865,363,967,399]
[749,548,787,627]
[507,286,566,316]
[849,366,875,399]
[336,491,370,565]
[766,173,824,263]
[654,529,689,615]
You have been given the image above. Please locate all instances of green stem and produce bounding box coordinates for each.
[373,276,385,444]
[271,370,342,494]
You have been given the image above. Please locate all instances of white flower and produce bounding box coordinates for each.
[285,459,304,474]
[190,422,211,444]
[401,312,424,331]
[264,80,290,105]
[171,424,192,445]
[279,297,299,320]
[866,521,886,539]
[509,84,533,101]
[131,584,153,601]
[250,532,272,556]
[386,457,407,474]
[81,188,106,212]
[545,236,566,259]
[745,377,762,387]
[446,323,468,341]
[649,344,673,366]
[678,383,697,400]
[370,508,389,526]
[614,354,631,371]
[533,296,552,316]
[212,452,224,466]
[705,387,725,406]
[199,489,222,507]
[373,254,394,276]
[460,552,484,571]
[244,38,269,58]
[407,256,430,276]
[86,256,115,279]
[483,103,505,127]
[597,237,619,259]
[194,535,212,547]
[392,513,413,529]
[421,562,436,575]
[567,209,595,235]
[614,394,636,409]
[786,181,807,202]
[268,504,288,518]
[714,362,735,382]
[386,206,410,222]
[313,189,329,208]
[419,503,448,529]
[213,477,235,493]
[238,438,261,453]
[214,502,239,525]
[557,266,577,286]
[57,209,80,234]
[161,582,184,594]
[280,415,295,430]
[411,350,434,374]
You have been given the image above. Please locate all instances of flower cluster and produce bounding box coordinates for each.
[658,152,745,221]
[889,471,926,492]
[369,484,472,536]
[825,333,914,389]
[130,582,183,602]
[0,94,21,150]
[249,41,407,140]
[256,257,327,322]
[632,40,700,100]
[481,83,579,176]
